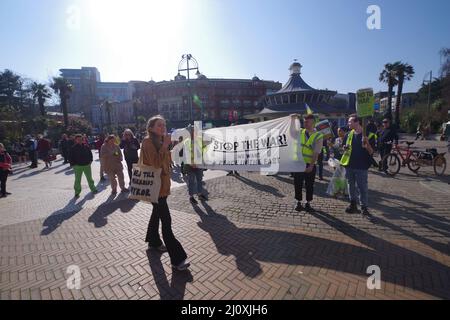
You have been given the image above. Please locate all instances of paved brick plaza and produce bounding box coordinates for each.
[1,137,449,300]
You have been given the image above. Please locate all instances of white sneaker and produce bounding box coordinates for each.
[172,260,190,271]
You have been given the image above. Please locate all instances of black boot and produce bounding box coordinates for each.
[294,201,304,212]
[345,201,359,214]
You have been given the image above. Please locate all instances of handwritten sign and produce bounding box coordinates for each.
[129,163,162,203]
[356,88,375,118]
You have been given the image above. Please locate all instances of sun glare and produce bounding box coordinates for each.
[84,0,187,81]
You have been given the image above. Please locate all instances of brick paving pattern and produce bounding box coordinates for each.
[1,137,449,299]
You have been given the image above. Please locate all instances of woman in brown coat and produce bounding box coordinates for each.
[142,115,189,271]
[100,135,128,194]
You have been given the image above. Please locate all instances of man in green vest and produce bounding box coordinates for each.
[341,114,376,220]
[294,114,323,213]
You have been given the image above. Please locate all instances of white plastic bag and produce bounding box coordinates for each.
[326,159,348,198]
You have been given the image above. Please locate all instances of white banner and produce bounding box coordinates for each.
[171,115,306,173]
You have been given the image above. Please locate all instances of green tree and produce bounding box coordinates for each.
[51,77,73,129]
[0,69,23,111]
[31,82,51,116]
[440,48,450,78]
[393,62,415,127]
[379,63,398,119]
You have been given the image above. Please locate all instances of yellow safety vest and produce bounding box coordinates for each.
[340,130,355,166]
[184,137,205,165]
[300,129,323,164]
[368,132,378,141]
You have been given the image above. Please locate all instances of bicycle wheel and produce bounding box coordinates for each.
[407,151,421,173]
[433,155,447,176]
[381,153,401,176]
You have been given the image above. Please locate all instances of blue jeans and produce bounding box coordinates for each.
[187,168,205,197]
[345,168,368,208]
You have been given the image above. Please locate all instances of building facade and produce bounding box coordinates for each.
[59,67,100,119]
[96,82,133,103]
[91,100,135,132]
[131,74,282,127]
[60,64,281,129]
[380,92,417,114]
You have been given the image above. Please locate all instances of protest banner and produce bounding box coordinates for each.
[172,115,306,173]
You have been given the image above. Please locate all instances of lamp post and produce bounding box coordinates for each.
[178,54,200,121]
[423,71,432,114]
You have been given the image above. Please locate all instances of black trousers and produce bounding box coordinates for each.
[145,197,187,266]
[62,149,69,163]
[317,152,324,179]
[125,158,138,182]
[0,170,8,195]
[379,144,393,169]
[294,165,316,202]
[29,150,37,167]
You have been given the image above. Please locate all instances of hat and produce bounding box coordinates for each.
[304,114,315,120]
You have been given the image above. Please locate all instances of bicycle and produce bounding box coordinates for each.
[380,141,421,176]
[381,142,447,176]
[414,148,447,176]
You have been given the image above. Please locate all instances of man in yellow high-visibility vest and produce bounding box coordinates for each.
[294,114,323,213]
[341,114,376,220]
[183,128,208,205]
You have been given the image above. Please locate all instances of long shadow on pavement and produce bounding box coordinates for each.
[40,181,109,235]
[234,174,285,198]
[190,201,450,299]
[146,250,193,300]
[41,194,91,235]
[299,168,450,255]
[88,197,138,228]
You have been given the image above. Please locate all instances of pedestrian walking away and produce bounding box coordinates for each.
[70,134,98,198]
[101,135,128,194]
[119,129,140,186]
[59,134,70,164]
[95,134,106,180]
[142,115,190,271]
[340,114,376,220]
[294,114,323,213]
[37,134,52,168]
[0,143,12,198]
[25,135,38,168]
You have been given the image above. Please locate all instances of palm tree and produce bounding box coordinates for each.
[393,62,415,127]
[379,63,399,120]
[51,77,73,129]
[31,82,51,116]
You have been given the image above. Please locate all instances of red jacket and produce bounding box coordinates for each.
[37,138,51,152]
[0,151,12,170]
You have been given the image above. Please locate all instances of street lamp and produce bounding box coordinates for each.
[422,70,433,114]
[178,54,200,121]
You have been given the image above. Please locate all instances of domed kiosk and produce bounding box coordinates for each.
[245,61,355,123]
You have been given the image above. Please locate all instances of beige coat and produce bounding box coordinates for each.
[100,143,123,173]
[140,136,171,198]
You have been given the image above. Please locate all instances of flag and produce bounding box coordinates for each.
[305,103,313,115]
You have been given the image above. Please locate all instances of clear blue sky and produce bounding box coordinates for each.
[1,0,449,94]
